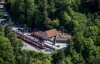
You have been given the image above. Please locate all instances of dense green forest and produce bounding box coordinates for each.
[0,0,100,64]
[0,23,51,64]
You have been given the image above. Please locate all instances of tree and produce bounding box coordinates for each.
[42,58,51,64]
[0,24,4,36]
[52,50,65,64]
[7,32,23,50]
[23,0,35,26]
[0,58,4,64]
[0,36,15,64]
[5,0,100,64]
[4,20,13,37]
[65,56,73,64]
[47,19,60,29]
[65,39,85,64]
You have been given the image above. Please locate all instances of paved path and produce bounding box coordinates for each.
[22,41,54,54]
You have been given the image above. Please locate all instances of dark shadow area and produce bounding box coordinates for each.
[79,0,99,14]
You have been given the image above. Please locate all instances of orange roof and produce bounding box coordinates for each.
[45,29,59,38]
[32,31,45,38]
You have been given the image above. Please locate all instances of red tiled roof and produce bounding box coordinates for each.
[32,31,45,38]
[45,29,59,38]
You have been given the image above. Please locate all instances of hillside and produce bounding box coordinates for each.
[0,0,100,64]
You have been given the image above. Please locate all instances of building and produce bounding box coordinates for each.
[32,29,59,39]
[45,29,59,41]
[32,31,46,39]
[32,29,71,43]
[55,32,71,43]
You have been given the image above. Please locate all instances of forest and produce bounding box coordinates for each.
[0,0,100,64]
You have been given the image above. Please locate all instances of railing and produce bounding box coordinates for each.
[16,33,46,49]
